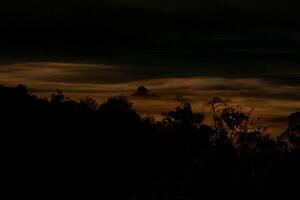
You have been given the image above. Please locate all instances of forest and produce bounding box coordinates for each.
[1,84,299,199]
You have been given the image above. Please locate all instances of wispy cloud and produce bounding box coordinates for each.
[0,61,299,135]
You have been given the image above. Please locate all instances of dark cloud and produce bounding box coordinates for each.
[0,1,299,136]
[0,0,299,56]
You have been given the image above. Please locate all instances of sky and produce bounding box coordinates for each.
[0,1,300,135]
[1,54,300,135]
[0,0,299,54]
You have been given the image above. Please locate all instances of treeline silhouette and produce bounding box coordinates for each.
[1,84,299,199]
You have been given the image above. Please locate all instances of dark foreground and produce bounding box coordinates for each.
[2,84,299,199]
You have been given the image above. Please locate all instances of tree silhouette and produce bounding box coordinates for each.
[98,96,138,118]
[135,86,149,96]
[0,84,299,200]
[204,97,228,143]
[51,89,65,103]
[80,96,98,111]
[162,102,204,134]
[221,106,247,134]
[280,111,300,151]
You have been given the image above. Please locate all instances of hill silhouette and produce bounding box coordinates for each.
[1,84,299,199]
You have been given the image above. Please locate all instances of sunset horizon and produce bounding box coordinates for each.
[1,1,299,199]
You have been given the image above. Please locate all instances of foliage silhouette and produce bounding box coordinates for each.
[1,84,299,200]
[134,86,150,97]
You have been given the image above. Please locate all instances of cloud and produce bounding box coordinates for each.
[1,61,299,135]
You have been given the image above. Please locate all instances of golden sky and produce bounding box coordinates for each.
[1,61,299,136]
